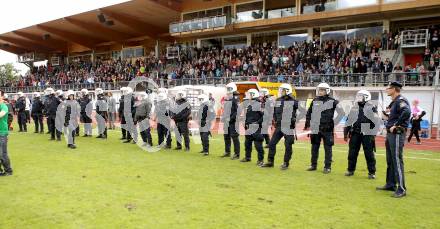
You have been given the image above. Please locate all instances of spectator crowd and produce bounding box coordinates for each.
[2,27,440,90]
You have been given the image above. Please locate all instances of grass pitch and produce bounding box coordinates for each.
[0,127,439,228]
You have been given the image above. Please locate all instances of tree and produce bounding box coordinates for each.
[0,63,20,86]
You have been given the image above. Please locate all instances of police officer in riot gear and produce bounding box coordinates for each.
[304,83,344,174]
[155,92,172,148]
[376,82,411,198]
[119,87,128,140]
[79,89,92,137]
[262,84,300,170]
[171,90,191,151]
[95,88,108,139]
[197,94,215,156]
[56,90,64,101]
[344,90,378,179]
[241,89,265,165]
[259,88,273,148]
[123,87,137,143]
[15,92,27,132]
[135,92,153,147]
[45,88,61,141]
[31,92,44,133]
[64,90,79,149]
[221,82,241,159]
[43,88,51,134]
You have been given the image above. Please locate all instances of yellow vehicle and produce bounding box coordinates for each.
[234,81,297,101]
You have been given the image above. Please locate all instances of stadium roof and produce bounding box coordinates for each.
[0,0,182,55]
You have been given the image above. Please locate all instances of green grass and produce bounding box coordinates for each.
[1,126,439,229]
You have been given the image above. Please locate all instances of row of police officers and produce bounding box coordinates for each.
[19,80,410,198]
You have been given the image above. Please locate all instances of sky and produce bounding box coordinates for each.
[0,0,129,74]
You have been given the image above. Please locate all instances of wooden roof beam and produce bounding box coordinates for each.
[148,0,182,12]
[37,24,103,49]
[64,17,135,43]
[12,31,67,52]
[0,36,52,53]
[99,9,168,40]
[0,43,28,54]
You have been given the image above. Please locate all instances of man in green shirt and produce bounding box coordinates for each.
[0,90,12,176]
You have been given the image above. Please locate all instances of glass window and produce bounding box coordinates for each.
[383,0,412,3]
[347,22,383,40]
[112,51,121,60]
[224,36,247,50]
[201,38,222,49]
[279,31,308,48]
[236,1,263,23]
[265,0,296,18]
[302,0,336,14]
[338,0,377,9]
[183,12,198,21]
[252,32,278,47]
[321,26,347,42]
[134,47,144,57]
[206,8,223,17]
[122,47,144,59]
[122,49,134,59]
[267,8,296,19]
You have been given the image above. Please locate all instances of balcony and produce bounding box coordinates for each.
[169,15,227,34]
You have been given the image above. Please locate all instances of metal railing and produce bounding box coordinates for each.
[169,15,227,34]
[401,29,429,48]
[3,71,438,93]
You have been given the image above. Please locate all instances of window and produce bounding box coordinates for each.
[183,7,224,21]
[302,0,336,14]
[236,1,264,23]
[321,26,347,42]
[224,36,247,50]
[338,0,377,9]
[252,32,278,47]
[265,0,296,19]
[122,47,144,59]
[201,38,222,49]
[112,51,121,60]
[279,31,308,48]
[347,22,383,40]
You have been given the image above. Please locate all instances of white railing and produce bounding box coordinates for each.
[400,29,429,48]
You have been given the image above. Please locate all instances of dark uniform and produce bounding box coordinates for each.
[171,98,191,150]
[198,100,215,155]
[43,95,51,134]
[135,98,153,146]
[380,83,411,197]
[79,94,92,136]
[155,98,172,148]
[95,94,108,138]
[118,95,126,139]
[15,97,27,132]
[261,94,275,147]
[305,95,344,172]
[119,94,137,143]
[46,94,61,140]
[242,98,265,163]
[263,94,299,168]
[31,97,44,133]
[344,101,378,177]
[15,96,27,132]
[222,92,241,159]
